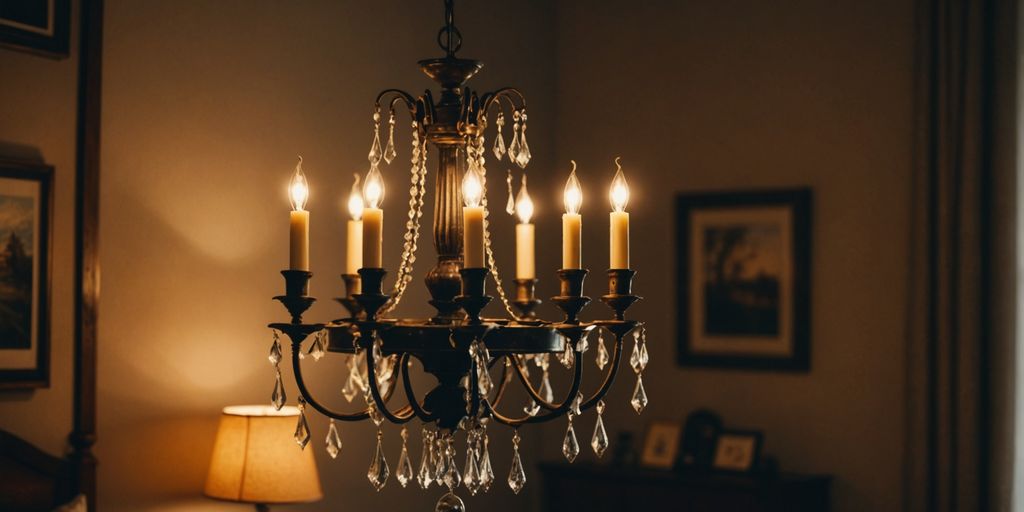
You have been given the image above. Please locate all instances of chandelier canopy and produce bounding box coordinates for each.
[267,1,647,510]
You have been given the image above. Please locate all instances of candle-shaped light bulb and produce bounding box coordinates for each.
[289,157,309,211]
[363,165,385,209]
[347,173,364,221]
[362,165,384,268]
[288,156,310,271]
[562,161,583,269]
[610,157,629,212]
[609,157,630,269]
[564,162,583,214]
[345,173,364,275]
[515,176,534,224]
[462,168,483,208]
[515,175,535,279]
[462,169,485,268]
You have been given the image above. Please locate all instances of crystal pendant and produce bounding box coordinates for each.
[396,427,414,488]
[342,372,359,403]
[479,434,494,492]
[560,342,575,369]
[508,432,526,495]
[562,418,580,463]
[443,440,461,490]
[368,112,383,164]
[631,374,648,414]
[367,430,390,491]
[478,363,493,397]
[271,369,286,410]
[507,112,521,163]
[417,429,434,490]
[434,437,448,485]
[539,370,554,403]
[294,399,311,450]
[462,439,480,495]
[524,399,540,417]
[268,332,282,365]
[570,392,583,416]
[639,336,649,370]
[325,419,342,459]
[505,170,515,215]
[493,113,506,160]
[383,112,397,164]
[630,331,644,374]
[515,112,531,168]
[309,331,325,361]
[595,331,609,370]
[591,401,609,457]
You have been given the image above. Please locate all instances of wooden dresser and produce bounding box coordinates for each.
[540,463,831,512]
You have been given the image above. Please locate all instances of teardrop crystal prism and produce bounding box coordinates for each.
[505,171,515,215]
[631,375,649,414]
[383,117,397,165]
[294,410,311,450]
[508,436,526,494]
[630,336,643,374]
[539,371,554,403]
[578,332,590,354]
[367,432,390,491]
[478,364,493,396]
[342,373,359,403]
[462,445,480,495]
[479,437,494,492]
[596,332,609,370]
[271,370,286,410]
[434,438,448,485]
[562,421,580,463]
[515,125,531,168]
[417,430,434,490]
[309,332,325,361]
[493,118,507,160]
[507,123,520,164]
[571,392,583,416]
[396,445,413,488]
[268,335,282,365]
[368,126,383,165]
[326,420,342,459]
[561,343,575,369]
[639,339,649,370]
[443,452,461,490]
[591,414,609,457]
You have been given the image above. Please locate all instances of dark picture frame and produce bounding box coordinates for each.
[0,0,71,58]
[676,189,811,371]
[0,159,53,389]
[711,429,763,474]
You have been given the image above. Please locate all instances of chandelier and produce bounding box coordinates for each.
[266,1,646,510]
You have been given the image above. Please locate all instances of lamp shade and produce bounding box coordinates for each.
[204,405,323,504]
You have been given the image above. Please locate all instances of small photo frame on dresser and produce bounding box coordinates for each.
[712,430,763,473]
[639,420,683,470]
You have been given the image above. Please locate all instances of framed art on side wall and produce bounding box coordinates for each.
[0,159,52,388]
[0,0,70,57]
[675,189,811,371]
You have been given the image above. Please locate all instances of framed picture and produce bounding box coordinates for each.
[675,189,811,371]
[0,159,52,388]
[0,0,70,58]
[679,409,722,471]
[639,420,682,470]
[712,430,763,473]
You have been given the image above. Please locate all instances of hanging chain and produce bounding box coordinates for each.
[437,0,462,57]
[470,123,520,321]
[381,120,428,315]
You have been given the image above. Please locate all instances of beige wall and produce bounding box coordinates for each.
[99,1,554,510]
[546,1,913,511]
[0,2,80,456]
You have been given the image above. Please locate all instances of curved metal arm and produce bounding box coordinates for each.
[484,349,584,427]
[479,87,527,116]
[291,341,370,422]
[401,353,437,422]
[365,347,416,424]
[374,88,417,111]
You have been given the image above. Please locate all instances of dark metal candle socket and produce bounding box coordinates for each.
[550,268,591,324]
[512,278,542,320]
[334,273,364,319]
[454,268,492,324]
[274,270,315,324]
[600,269,641,321]
[354,268,390,321]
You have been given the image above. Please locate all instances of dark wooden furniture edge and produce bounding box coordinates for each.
[0,429,74,510]
[70,0,102,509]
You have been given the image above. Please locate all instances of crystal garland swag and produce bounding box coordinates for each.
[265,1,647,509]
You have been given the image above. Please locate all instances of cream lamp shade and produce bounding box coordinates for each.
[205,405,323,505]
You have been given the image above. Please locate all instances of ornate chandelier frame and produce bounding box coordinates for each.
[266,1,647,509]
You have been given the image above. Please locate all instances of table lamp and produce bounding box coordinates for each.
[205,405,323,511]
